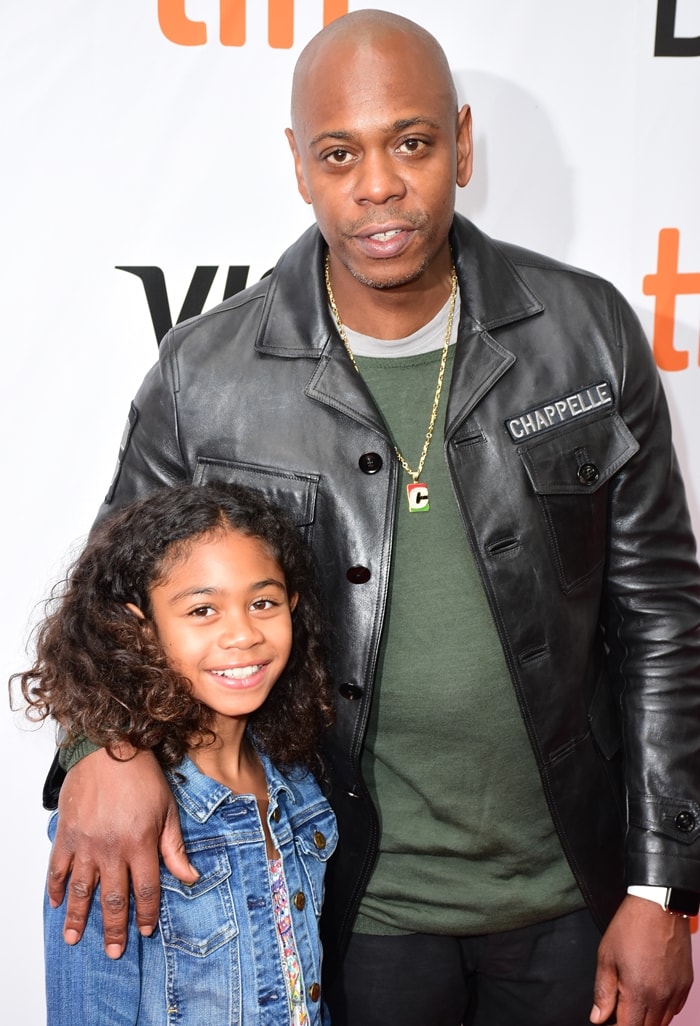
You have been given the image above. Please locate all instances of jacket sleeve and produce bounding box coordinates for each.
[601,283,700,890]
[96,328,190,522]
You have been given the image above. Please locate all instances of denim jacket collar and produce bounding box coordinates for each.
[166,750,297,824]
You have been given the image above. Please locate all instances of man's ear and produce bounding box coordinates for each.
[455,104,473,188]
[285,128,312,205]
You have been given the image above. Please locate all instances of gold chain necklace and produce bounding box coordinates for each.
[324,252,457,512]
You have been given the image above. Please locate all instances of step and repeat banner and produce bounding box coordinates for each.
[2,1,699,1021]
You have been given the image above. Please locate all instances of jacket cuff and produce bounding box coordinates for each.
[58,736,102,772]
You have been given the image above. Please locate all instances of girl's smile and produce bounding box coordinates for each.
[210,664,268,683]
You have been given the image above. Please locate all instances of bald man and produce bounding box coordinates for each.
[45,10,700,1026]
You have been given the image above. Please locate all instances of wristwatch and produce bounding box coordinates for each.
[665,887,700,917]
[628,884,700,918]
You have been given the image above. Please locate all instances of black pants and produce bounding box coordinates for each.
[325,908,602,1026]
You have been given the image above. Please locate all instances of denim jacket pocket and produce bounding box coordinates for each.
[160,841,238,955]
[294,807,339,915]
[517,413,639,592]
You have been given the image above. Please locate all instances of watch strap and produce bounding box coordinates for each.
[628,884,699,917]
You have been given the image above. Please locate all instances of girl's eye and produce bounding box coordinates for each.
[251,598,279,611]
[189,605,214,617]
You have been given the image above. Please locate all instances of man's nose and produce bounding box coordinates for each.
[353,150,406,205]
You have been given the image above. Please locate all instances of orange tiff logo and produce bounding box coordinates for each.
[643,229,700,371]
[159,0,348,47]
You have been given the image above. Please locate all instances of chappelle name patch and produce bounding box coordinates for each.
[506,382,614,441]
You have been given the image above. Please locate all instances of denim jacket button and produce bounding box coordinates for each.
[308,982,321,1003]
[271,807,281,822]
[293,891,306,910]
[313,831,327,850]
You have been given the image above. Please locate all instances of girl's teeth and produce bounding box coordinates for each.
[214,665,261,680]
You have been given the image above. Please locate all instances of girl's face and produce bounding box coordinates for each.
[145,529,296,727]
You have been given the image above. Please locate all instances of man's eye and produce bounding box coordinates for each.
[326,149,351,165]
[398,138,424,153]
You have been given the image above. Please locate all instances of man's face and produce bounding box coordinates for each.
[286,32,472,295]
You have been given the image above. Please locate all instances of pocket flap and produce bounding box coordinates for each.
[193,457,319,527]
[519,413,639,496]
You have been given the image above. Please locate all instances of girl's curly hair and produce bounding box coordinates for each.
[11,483,333,777]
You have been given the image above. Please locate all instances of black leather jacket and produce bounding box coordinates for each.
[96,214,700,973]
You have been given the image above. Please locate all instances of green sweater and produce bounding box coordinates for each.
[354,347,583,935]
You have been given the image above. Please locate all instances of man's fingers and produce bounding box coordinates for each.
[47,814,79,909]
[592,897,693,1026]
[46,858,70,910]
[96,861,131,959]
[131,791,200,938]
[47,748,186,952]
[129,788,199,938]
[60,855,99,946]
[129,846,163,939]
[590,960,619,1024]
[159,805,199,887]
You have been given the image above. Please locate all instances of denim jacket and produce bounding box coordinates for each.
[45,752,338,1025]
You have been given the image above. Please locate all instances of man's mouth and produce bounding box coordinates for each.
[369,228,403,242]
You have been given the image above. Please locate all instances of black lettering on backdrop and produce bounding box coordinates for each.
[116,265,254,345]
[655,0,700,56]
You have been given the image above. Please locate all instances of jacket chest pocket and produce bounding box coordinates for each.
[192,457,319,544]
[160,844,238,955]
[518,413,639,592]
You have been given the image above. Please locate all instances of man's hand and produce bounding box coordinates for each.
[48,747,199,959]
[590,894,693,1026]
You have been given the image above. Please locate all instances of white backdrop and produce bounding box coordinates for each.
[2,1,699,1021]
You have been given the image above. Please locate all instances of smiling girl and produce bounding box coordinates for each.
[13,482,336,1026]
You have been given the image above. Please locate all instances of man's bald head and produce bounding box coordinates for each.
[284,9,472,320]
[290,10,458,135]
